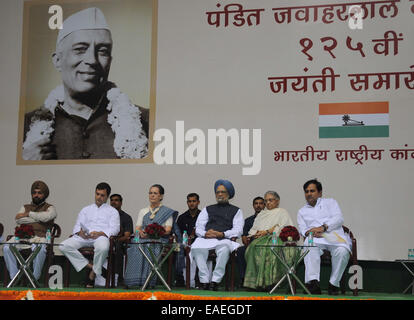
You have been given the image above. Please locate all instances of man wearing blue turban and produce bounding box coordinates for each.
[191,179,244,291]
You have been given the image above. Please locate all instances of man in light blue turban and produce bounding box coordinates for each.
[214,179,235,199]
[191,179,244,291]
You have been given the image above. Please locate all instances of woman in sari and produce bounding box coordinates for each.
[124,184,178,288]
[243,191,294,290]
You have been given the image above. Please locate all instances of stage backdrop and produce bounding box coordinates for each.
[0,0,413,261]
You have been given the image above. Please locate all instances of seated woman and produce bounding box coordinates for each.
[243,191,294,290]
[124,184,177,288]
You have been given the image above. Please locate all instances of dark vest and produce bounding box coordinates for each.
[205,203,239,233]
[23,102,149,160]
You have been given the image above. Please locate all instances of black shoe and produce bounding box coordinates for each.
[210,282,219,291]
[101,267,107,279]
[328,282,340,295]
[175,278,186,287]
[197,283,210,290]
[305,280,321,295]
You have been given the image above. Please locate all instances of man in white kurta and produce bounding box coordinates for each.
[297,179,351,295]
[191,180,244,291]
[59,183,120,287]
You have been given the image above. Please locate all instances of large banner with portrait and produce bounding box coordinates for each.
[16,0,156,163]
[3,0,413,261]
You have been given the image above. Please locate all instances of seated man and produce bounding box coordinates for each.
[3,181,57,282]
[175,193,201,287]
[59,182,120,288]
[297,179,352,295]
[95,193,133,287]
[191,179,244,291]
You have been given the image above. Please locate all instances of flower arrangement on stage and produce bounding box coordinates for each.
[14,225,35,239]
[144,223,166,239]
[279,226,300,243]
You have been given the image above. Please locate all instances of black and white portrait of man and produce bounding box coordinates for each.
[19,1,154,161]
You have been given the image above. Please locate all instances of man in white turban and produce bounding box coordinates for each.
[22,7,148,160]
[191,179,244,291]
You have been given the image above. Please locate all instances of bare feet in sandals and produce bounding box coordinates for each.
[86,264,96,288]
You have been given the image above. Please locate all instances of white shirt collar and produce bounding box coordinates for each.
[305,197,322,208]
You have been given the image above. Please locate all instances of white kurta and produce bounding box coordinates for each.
[73,203,120,237]
[248,207,293,237]
[297,197,351,286]
[191,206,244,252]
[191,205,244,283]
[60,203,120,276]
[297,198,351,252]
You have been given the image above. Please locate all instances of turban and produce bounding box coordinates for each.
[214,179,235,199]
[57,7,110,47]
[31,180,50,199]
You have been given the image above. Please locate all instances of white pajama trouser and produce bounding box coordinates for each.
[59,235,109,276]
[183,255,211,287]
[192,244,230,284]
[3,243,47,281]
[304,244,350,287]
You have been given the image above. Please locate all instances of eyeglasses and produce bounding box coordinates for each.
[215,191,228,194]
[264,198,277,203]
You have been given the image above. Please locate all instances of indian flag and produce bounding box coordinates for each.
[319,102,389,138]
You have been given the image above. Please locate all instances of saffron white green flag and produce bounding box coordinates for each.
[319,102,389,138]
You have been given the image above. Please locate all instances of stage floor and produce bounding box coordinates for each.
[1,286,413,300]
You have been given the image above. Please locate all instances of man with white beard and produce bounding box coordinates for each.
[191,179,244,291]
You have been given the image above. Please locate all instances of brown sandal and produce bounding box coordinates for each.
[85,270,96,288]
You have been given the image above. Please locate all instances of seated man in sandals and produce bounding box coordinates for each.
[59,182,120,287]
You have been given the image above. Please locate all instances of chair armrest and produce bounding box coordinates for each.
[351,238,357,263]
[51,223,61,238]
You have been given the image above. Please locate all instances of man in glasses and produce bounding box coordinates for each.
[191,180,244,291]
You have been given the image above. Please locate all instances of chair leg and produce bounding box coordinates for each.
[44,249,54,288]
[167,252,174,287]
[3,265,9,287]
[111,258,116,288]
[353,287,358,296]
[230,254,235,291]
[105,253,113,288]
[64,258,70,287]
[225,262,229,291]
[340,273,346,294]
[185,248,190,290]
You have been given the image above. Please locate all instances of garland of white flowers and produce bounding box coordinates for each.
[23,83,148,160]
